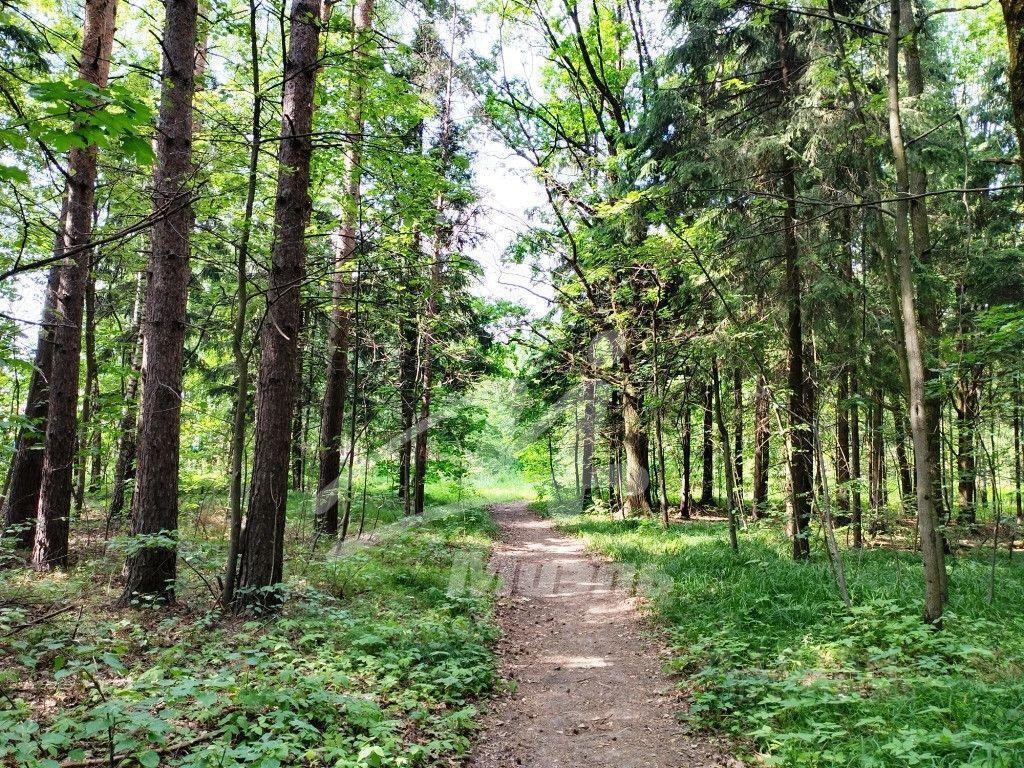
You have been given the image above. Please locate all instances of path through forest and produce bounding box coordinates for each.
[468,503,739,768]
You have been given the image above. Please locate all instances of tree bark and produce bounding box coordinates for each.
[75,264,98,514]
[850,370,863,547]
[2,261,61,550]
[32,0,118,570]
[581,378,596,508]
[712,359,739,550]
[887,0,945,624]
[732,367,744,493]
[316,0,373,533]
[869,388,884,518]
[235,0,322,609]
[752,374,770,519]
[118,0,198,606]
[954,366,982,525]
[699,380,713,505]
[397,312,417,514]
[679,378,693,518]
[620,351,652,517]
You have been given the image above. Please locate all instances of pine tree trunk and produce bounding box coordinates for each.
[32,0,117,570]
[891,396,914,502]
[752,374,770,519]
[236,0,322,609]
[2,260,61,550]
[607,389,622,513]
[836,368,851,523]
[732,367,744,493]
[869,389,884,518]
[850,370,863,547]
[118,0,198,606]
[955,368,982,525]
[397,314,416,514]
[75,267,98,512]
[620,351,652,517]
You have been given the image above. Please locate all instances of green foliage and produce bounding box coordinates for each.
[0,506,499,767]
[556,512,1024,767]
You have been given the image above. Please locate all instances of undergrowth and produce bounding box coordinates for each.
[555,511,1024,768]
[0,505,499,768]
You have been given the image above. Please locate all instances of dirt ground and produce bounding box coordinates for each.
[467,502,741,768]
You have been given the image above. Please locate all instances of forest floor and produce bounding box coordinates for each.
[468,502,738,768]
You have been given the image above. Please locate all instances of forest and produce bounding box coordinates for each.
[0,0,1023,764]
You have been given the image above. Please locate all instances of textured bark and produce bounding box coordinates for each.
[869,389,884,516]
[75,266,98,513]
[620,352,652,517]
[2,260,61,550]
[775,10,813,561]
[32,0,117,570]
[580,378,596,508]
[119,0,198,606]
[732,367,744,492]
[836,368,851,521]
[1015,378,1022,525]
[316,0,373,533]
[752,374,770,519]
[888,0,945,623]
[607,389,622,511]
[107,273,144,523]
[712,360,739,550]
[236,0,322,609]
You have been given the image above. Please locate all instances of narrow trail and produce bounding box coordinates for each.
[468,502,739,768]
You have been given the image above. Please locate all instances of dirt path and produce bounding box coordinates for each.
[468,502,738,768]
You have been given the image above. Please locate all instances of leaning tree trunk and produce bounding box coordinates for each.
[118,0,198,606]
[316,0,373,534]
[235,0,322,610]
[887,0,945,625]
[2,234,63,551]
[31,0,118,571]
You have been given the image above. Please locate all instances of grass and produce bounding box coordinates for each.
[0,496,501,768]
[553,509,1024,767]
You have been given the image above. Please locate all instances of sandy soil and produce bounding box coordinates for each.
[467,502,740,768]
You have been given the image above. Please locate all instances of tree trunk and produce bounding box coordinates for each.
[607,389,622,513]
[222,0,261,608]
[620,351,652,517]
[31,0,118,570]
[75,265,98,514]
[850,370,863,547]
[2,254,62,550]
[711,360,739,550]
[869,388,884,518]
[732,367,744,494]
[412,259,440,518]
[752,374,770,519]
[397,313,416,514]
[679,379,692,518]
[235,0,322,609]
[699,380,713,505]
[1014,376,1022,525]
[955,367,982,525]
[836,367,851,523]
[891,396,914,503]
[775,10,813,562]
[887,0,945,624]
[118,0,198,606]
[107,272,144,524]
[316,0,372,533]
[581,378,596,508]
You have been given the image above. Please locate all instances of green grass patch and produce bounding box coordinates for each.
[554,511,1024,767]
[0,505,499,768]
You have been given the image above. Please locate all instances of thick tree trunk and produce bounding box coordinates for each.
[699,380,713,505]
[887,0,945,624]
[2,262,61,550]
[118,0,198,606]
[235,0,322,609]
[581,378,596,508]
[32,0,117,570]
[752,374,770,519]
[620,351,652,517]
[107,273,144,524]
[1001,0,1024,177]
